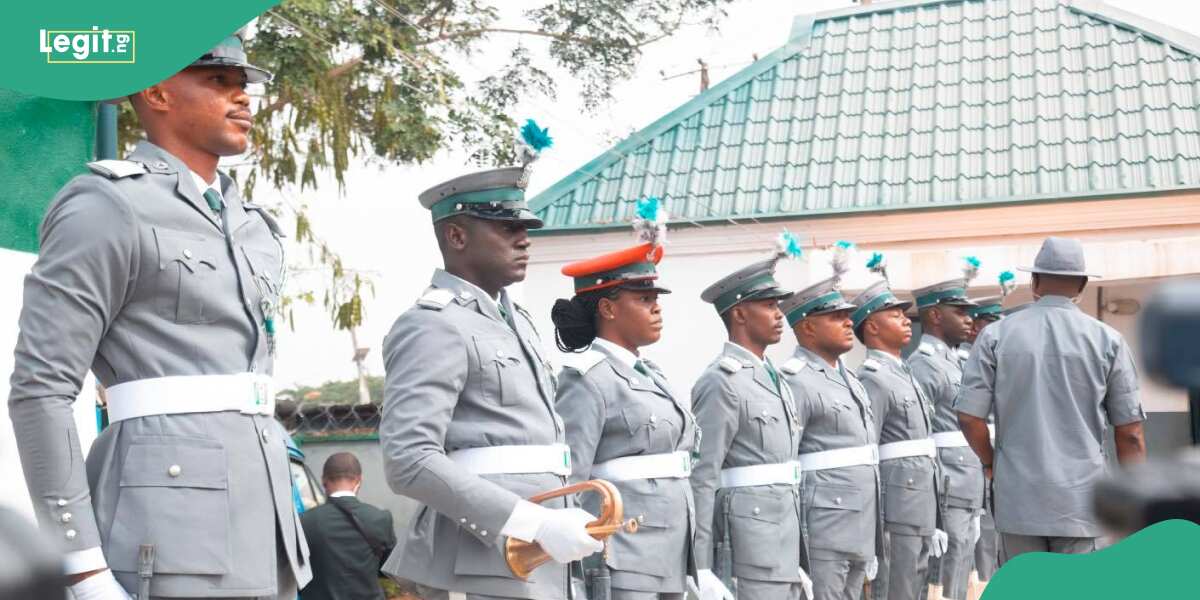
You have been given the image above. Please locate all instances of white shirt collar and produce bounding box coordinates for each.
[590,337,639,370]
[728,341,768,370]
[190,170,222,199]
[870,348,906,369]
[329,490,356,498]
[438,270,504,316]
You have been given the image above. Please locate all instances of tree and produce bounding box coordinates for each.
[118,0,732,331]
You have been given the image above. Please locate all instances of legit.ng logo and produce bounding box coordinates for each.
[39,26,135,64]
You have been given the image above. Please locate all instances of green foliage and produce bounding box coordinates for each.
[116,0,732,331]
[280,374,384,405]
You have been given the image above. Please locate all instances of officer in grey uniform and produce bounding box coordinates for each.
[956,237,1147,563]
[906,279,978,600]
[849,281,946,600]
[691,258,811,600]
[779,277,882,600]
[9,31,310,599]
[961,296,1002,586]
[379,165,602,600]
[552,242,697,599]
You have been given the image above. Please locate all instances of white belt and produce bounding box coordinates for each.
[719,461,802,488]
[932,431,970,448]
[105,373,274,423]
[798,444,879,471]
[448,444,572,477]
[878,438,937,461]
[591,451,692,482]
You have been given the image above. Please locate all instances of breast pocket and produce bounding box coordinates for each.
[239,244,282,305]
[899,396,921,429]
[106,439,230,575]
[153,227,223,324]
[620,404,676,452]
[473,337,525,406]
[747,400,785,453]
[806,484,865,553]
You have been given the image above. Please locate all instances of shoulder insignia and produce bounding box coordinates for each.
[561,349,606,373]
[780,358,807,375]
[417,288,455,310]
[956,348,970,361]
[918,343,934,356]
[86,160,146,179]
[718,356,744,373]
[861,358,881,372]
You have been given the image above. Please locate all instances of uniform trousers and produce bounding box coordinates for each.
[998,534,1105,565]
[870,531,929,600]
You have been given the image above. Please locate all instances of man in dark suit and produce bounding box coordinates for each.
[301,452,396,600]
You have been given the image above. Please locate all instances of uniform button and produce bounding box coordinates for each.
[649,415,657,424]
[460,518,467,524]
[182,249,193,259]
[957,456,964,462]
[61,512,73,523]
[168,464,182,477]
[261,429,271,443]
[496,350,505,358]
[638,514,645,524]
[470,523,477,530]
[835,497,843,505]
[761,409,769,417]
[907,479,914,485]
[481,530,488,536]
[56,499,67,508]
[752,507,761,515]
[65,529,77,540]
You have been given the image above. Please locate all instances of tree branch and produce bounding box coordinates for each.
[416,27,606,47]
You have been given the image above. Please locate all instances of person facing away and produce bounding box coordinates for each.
[300,452,396,600]
[956,236,1147,564]
[551,241,699,599]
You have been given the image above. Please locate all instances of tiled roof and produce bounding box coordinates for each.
[529,0,1200,232]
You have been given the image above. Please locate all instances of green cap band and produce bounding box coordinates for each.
[852,292,898,329]
[713,272,781,314]
[574,261,658,292]
[916,287,967,309]
[785,291,845,327]
[430,188,526,222]
[971,304,1003,318]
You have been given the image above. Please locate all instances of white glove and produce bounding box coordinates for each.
[798,565,814,599]
[531,506,604,563]
[864,556,879,581]
[696,568,735,600]
[970,514,982,546]
[68,570,131,600]
[930,528,949,558]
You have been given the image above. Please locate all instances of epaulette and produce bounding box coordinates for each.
[718,357,744,373]
[780,358,807,375]
[956,348,970,361]
[243,203,286,239]
[416,288,455,310]
[86,160,146,179]
[561,349,606,373]
[917,343,934,356]
[861,358,881,372]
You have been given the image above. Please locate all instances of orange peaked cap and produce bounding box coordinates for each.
[562,243,665,293]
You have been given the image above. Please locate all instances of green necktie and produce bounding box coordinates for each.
[202,188,224,214]
[765,361,781,391]
[634,360,649,376]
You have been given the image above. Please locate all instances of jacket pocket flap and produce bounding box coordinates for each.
[730,489,787,523]
[120,441,228,489]
[811,485,863,511]
[886,466,934,491]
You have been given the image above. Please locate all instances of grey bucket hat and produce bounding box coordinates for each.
[1018,237,1101,278]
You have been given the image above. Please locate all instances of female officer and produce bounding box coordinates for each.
[551,240,698,600]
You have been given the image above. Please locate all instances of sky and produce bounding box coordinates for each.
[259,0,1200,389]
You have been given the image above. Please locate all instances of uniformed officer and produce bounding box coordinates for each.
[9,29,310,599]
[906,278,978,600]
[956,237,1147,563]
[961,295,1002,588]
[692,256,811,600]
[779,277,882,600]
[850,280,946,600]
[379,161,601,600]
[551,242,697,599]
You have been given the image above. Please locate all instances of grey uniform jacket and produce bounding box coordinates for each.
[556,341,697,593]
[8,141,310,597]
[689,342,808,583]
[379,270,567,599]
[908,335,983,511]
[956,295,1145,537]
[781,346,882,562]
[857,350,938,537]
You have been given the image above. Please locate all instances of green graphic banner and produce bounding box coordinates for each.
[983,519,1198,598]
[1,1,278,100]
